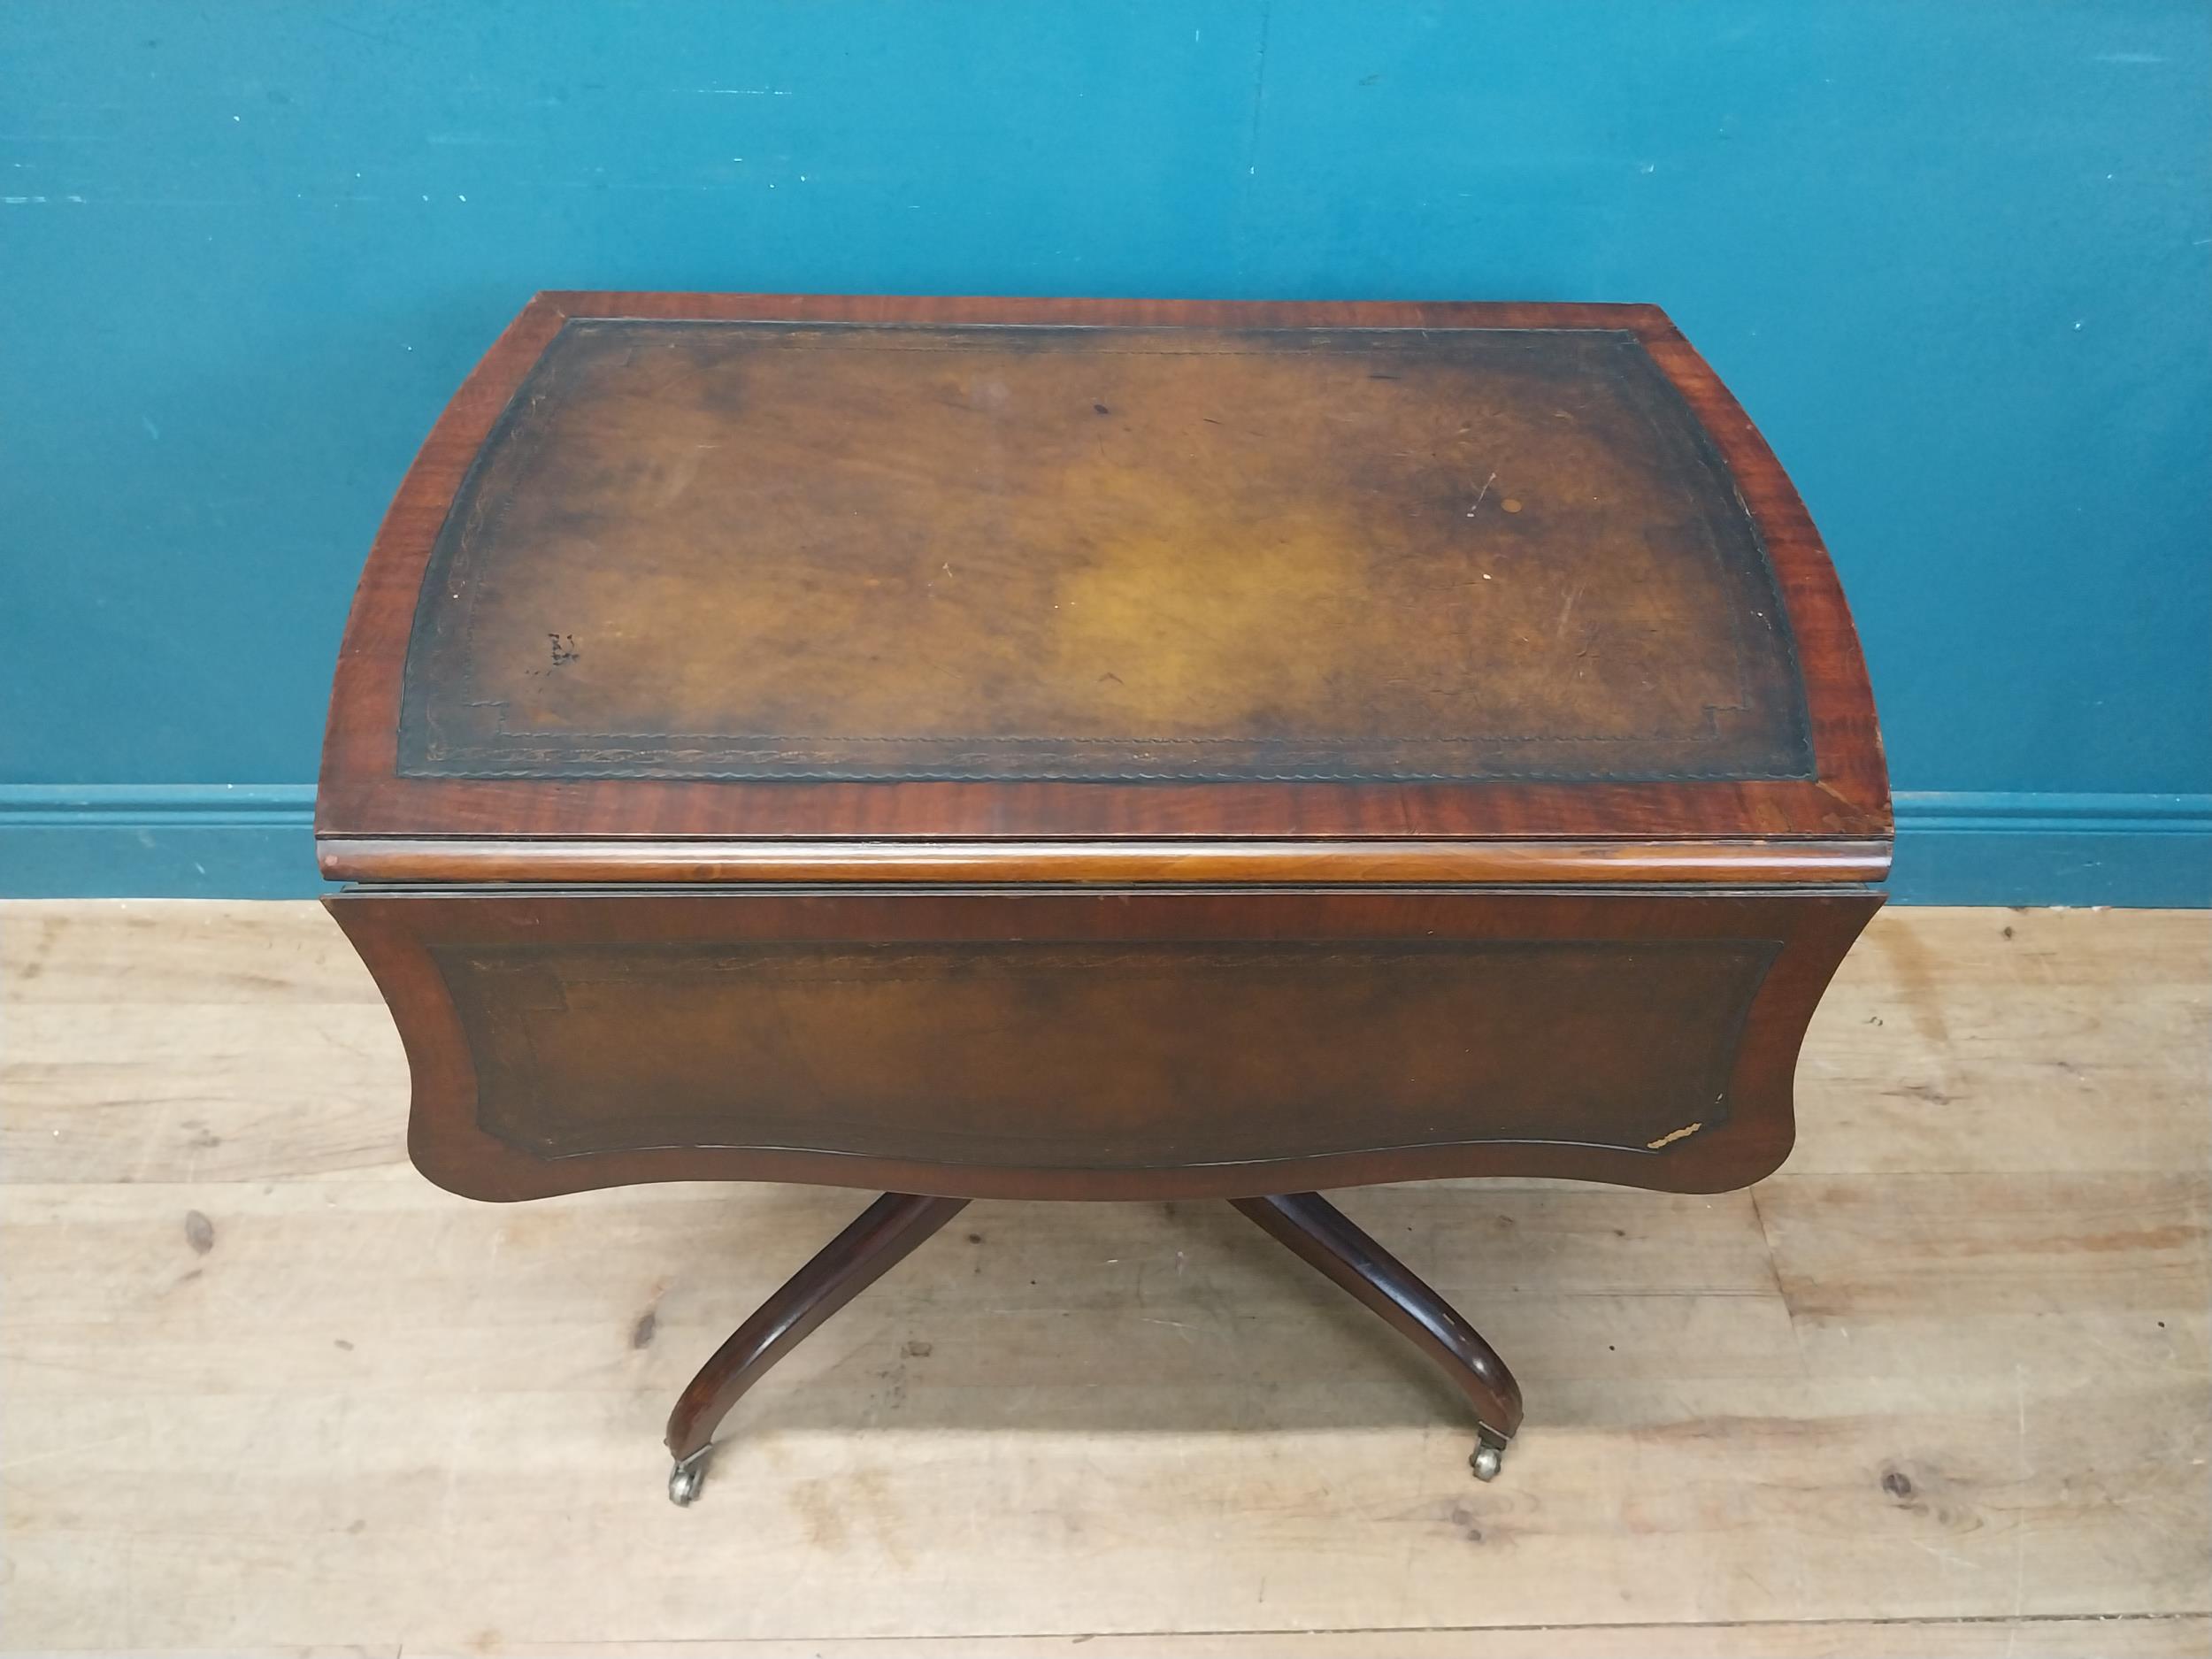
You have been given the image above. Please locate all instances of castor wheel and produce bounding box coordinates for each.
[1470,1434,1507,1482]
[667,1449,711,1506]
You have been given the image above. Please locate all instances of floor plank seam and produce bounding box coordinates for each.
[427,1611,2212,1647]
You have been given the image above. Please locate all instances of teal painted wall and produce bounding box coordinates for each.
[4,2,2208,901]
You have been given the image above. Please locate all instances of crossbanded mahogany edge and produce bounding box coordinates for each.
[318,835,1892,887]
[1636,320,1889,830]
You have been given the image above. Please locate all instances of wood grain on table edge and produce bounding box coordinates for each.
[316,835,1892,886]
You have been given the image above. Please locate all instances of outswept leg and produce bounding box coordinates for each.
[664,1190,969,1503]
[1231,1190,1524,1479]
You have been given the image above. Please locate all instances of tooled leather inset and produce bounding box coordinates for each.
[397,319,1814,783]
[430,937,1781,1166]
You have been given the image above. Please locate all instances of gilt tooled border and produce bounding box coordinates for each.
[396,320,1815,785]
[433,934,1783,1163]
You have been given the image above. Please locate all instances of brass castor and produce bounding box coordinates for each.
[1471,1433,1507,1482]
[667,1448,712,1506]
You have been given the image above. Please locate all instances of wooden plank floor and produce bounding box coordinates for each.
[1,902,2206,1657]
